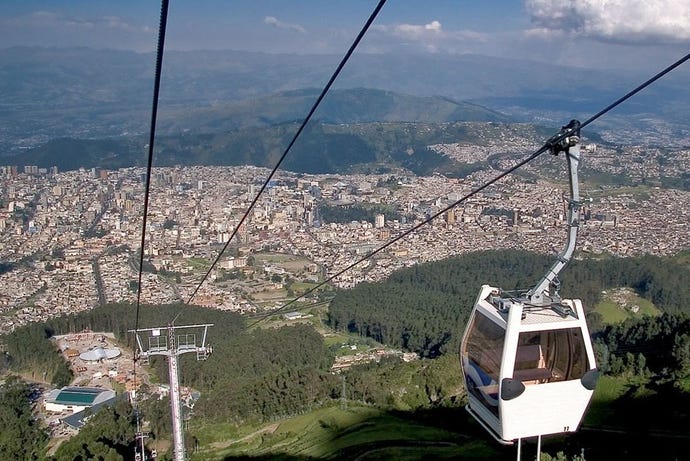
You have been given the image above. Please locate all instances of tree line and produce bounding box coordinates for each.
[594,313,690,381]
[328,250,690,357]
[319,203,402,225]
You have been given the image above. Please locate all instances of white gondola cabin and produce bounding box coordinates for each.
[461,285,598,443]
[459,121,599,444]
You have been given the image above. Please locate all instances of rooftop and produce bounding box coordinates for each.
[47,386,115,407]
[79,347,121,361]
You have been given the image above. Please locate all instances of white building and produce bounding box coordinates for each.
[45,387,116,414]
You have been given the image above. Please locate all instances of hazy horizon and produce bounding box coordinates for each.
[1,1,690,72]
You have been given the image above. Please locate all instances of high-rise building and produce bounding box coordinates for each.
[445,209,456,225]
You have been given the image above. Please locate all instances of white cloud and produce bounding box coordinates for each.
[103,16,135,31]
[376,20,443,40]
[370,20,486,54]
[525,0,690,43]
[0,10,155,51]
[21,11,136,31]
[64,17,95,29]
[263,16,306,34]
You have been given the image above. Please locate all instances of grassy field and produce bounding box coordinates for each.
[186,257,211,270]
[289,281,323,293]
[584,185,653,202]
[322,331,360,348]
[253,253,315,272]
[583,375,629,426]
[183,372,689,461]
[593,288,661,324]
[191,405,499,461]
[594,300,629,323]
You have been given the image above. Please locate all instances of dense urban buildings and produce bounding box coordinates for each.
[1,140,689,333]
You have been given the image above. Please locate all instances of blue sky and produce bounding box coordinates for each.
[1,1,689,71]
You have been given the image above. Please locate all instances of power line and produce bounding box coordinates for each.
[247,52,690,327]
[183,0,388,309]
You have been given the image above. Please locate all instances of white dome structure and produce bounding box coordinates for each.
[79,347,121,361]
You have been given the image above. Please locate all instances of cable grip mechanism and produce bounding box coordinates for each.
[547,119,581,156]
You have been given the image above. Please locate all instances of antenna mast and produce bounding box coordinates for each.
[130,323,213,461]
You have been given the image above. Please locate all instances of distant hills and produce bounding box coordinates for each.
[8,83,522,176]
[17,137,142,172]
[2,47,689,156]
[157,88,509,134]
[16,120,548,176]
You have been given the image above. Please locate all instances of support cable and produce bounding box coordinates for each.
[183,0,388,310]
[135,0,169,341]
[248,144,546,327]
[580,52,690,131]
[247,51,690,327]
[131,1,170,458]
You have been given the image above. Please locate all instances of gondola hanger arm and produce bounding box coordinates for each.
[527,120,582,306]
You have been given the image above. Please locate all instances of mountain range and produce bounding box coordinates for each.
[1,47,689,172]
[17,120,551,176]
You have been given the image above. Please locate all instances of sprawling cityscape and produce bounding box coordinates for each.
[1,136,688,334]
[2,0,690,457]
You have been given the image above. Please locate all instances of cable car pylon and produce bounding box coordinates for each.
[130,323,213,461]
[459,120,599,450]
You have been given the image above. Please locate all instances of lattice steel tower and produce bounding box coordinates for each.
[131,323,212,461]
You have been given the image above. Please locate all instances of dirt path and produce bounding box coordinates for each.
[208,423,280,450]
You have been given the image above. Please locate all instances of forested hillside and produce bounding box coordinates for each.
[13,121,545,176]
[2,251,689,460]
[0,377,47,460]
[328,250,690,357]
